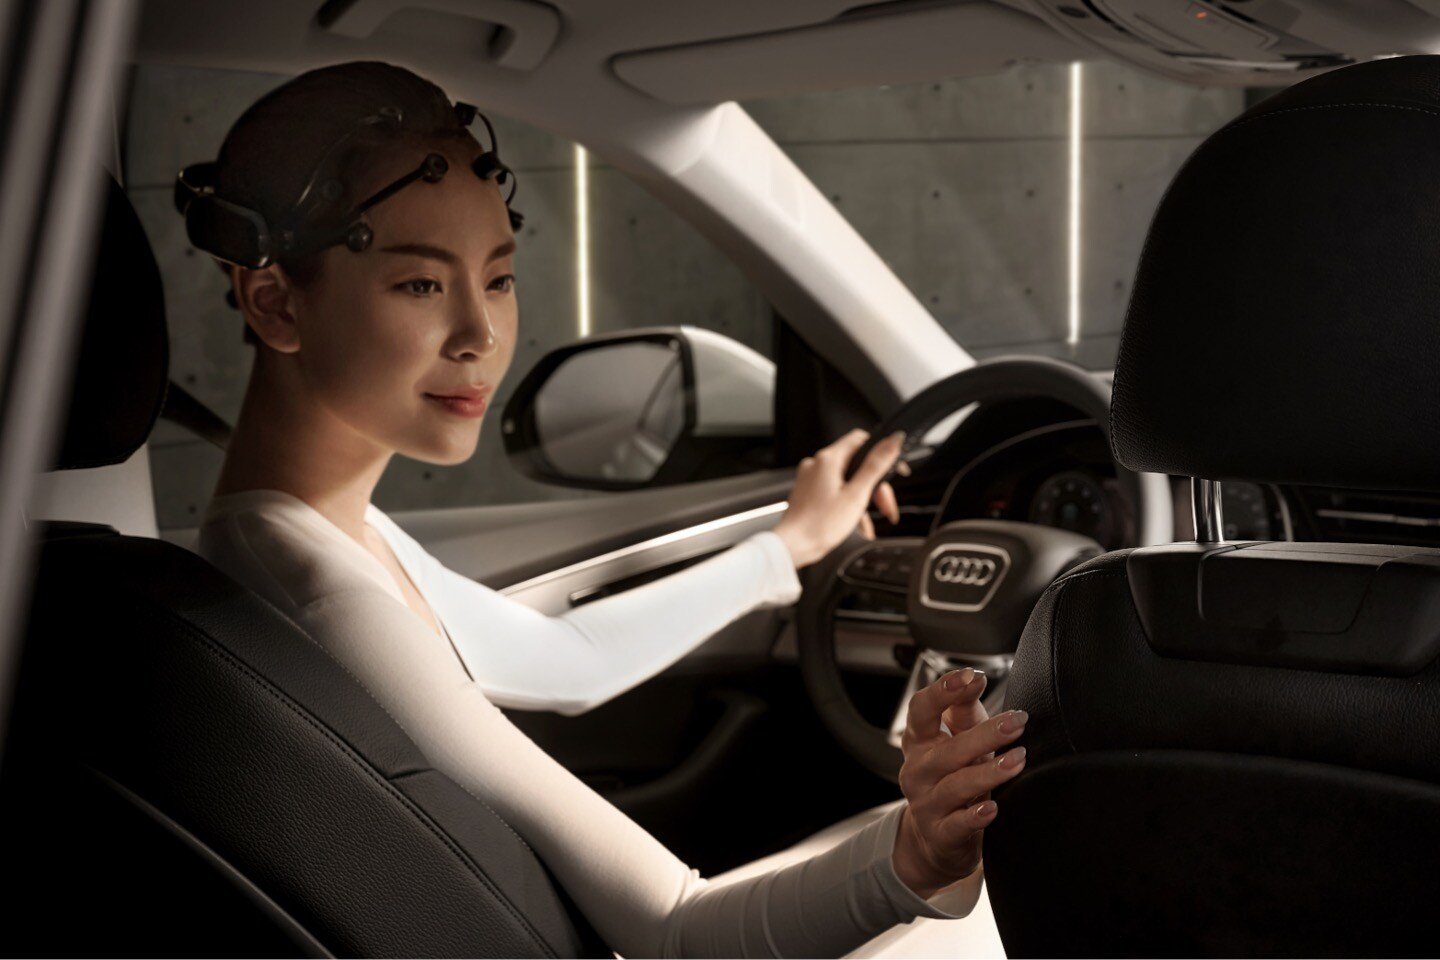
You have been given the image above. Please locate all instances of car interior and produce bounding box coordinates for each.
[2,0,1440,957]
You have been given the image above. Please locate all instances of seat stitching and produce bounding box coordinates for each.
[290,589,536,853]
[1038,566,1132,755]
[199,529,537,857]
[1221,101,1440,134]
[1047,578,1079,756]
[214,515,543,854]
[127,599,559,958]
[145,602,557,955]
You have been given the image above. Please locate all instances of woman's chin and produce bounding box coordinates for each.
[403,432,480,466]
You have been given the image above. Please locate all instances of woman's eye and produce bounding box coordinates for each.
[488,273,517,294]
[397,278,442,297]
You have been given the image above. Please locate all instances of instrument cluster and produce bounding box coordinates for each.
[931,421,1291,549]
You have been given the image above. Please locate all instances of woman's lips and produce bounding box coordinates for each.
[423,389,490,418]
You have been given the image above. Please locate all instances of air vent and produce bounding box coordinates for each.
[1297,487,1440,548]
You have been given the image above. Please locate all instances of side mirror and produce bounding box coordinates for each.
[501,326,774,490]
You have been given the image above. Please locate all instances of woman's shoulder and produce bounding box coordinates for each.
[360,503,453,593]
[196,489,395,615]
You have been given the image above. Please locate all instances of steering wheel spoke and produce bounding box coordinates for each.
[837,537,924,596]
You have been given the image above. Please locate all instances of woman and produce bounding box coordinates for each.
[186,61,1029,958]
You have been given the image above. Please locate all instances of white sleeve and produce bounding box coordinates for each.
[403,526,803,716]
[294,589,977,959]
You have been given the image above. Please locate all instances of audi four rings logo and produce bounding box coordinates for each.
[932,554,998,586]
[920,543,1010,612]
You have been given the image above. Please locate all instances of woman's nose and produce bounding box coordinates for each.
[447,292,499,361]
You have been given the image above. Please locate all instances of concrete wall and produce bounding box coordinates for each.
[124,60,1241,530]
[746,61,1243,369]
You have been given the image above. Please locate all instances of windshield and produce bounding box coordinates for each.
[746,61,1247,370]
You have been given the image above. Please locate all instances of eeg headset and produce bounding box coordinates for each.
[173,100,523,270]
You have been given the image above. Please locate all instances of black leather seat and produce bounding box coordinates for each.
[983,56,1440,957]
[0,177,606,958]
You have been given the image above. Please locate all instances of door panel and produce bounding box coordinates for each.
[388,468,794,589]
[499,501,784,614]
[387,467,902,874]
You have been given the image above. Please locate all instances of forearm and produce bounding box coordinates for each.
[664,804,975,958]
[469,530,801,714]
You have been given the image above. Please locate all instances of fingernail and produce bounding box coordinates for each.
[997,746,1027,769]
[976,801,997,818]
[998,710,1029,734]
[941,670,959,690]
[887,430,905,446]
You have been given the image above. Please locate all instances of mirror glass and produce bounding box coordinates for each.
[533,340,686,483]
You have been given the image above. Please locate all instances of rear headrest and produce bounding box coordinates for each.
[1110,55,1440,491]
[54,175,169,470]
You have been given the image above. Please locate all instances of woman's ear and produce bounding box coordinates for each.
[233,264,301,354]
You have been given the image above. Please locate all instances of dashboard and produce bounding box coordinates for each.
[930,420,1291,549]
[876,398,1296,550]
[828,393,1440,664]
[932,420,1129,548]
[831,398,1296,634]
[823,394,1440,673]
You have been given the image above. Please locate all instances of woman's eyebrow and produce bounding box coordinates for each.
[377,242,458,264]
[377,240,517,266]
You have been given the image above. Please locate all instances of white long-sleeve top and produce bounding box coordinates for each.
[195,488,979,958]
[370,501,803,716]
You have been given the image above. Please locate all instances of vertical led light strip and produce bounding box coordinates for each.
[1067,61,1083,347]
[575,143,591,338]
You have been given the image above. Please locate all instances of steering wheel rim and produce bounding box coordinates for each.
[798,356,1172,780]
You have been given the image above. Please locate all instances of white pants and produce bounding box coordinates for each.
[710,799,1007,959]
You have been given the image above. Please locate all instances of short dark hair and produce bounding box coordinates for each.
[210,61,481,345]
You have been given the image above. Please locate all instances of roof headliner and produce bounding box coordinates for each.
[131,0,1076,152]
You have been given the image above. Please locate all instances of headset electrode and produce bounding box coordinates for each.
[173,99,523,271]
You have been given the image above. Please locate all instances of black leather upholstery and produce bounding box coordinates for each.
[988,55,1440,957]
[0,177,607,956]
[54,176,168,469]
[987,553,1440,956]
[5,530,605,956]
[1110,55,1440,489]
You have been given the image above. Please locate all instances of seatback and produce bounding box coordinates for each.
[986,549,1440,956]
[984,56,1440,958]
[0,178,605,957]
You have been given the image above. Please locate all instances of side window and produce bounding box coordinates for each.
[125,65,777,531]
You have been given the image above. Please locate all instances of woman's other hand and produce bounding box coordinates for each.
[772,428,905,568]
[890,667,1027,898]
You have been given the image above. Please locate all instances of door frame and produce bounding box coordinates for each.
[0,0,139,747]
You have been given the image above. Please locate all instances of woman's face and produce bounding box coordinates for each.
[286,141,518,466]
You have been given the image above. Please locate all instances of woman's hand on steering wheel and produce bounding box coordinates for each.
[772,428,906,568]
[890,667,1029,898]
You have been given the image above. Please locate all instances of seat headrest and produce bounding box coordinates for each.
[1110,55,1440,490]
[54,175,169,470]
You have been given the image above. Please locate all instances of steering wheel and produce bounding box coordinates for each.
[795,356,1173,780]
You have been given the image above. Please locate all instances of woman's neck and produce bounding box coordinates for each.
[213,352,392,541]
